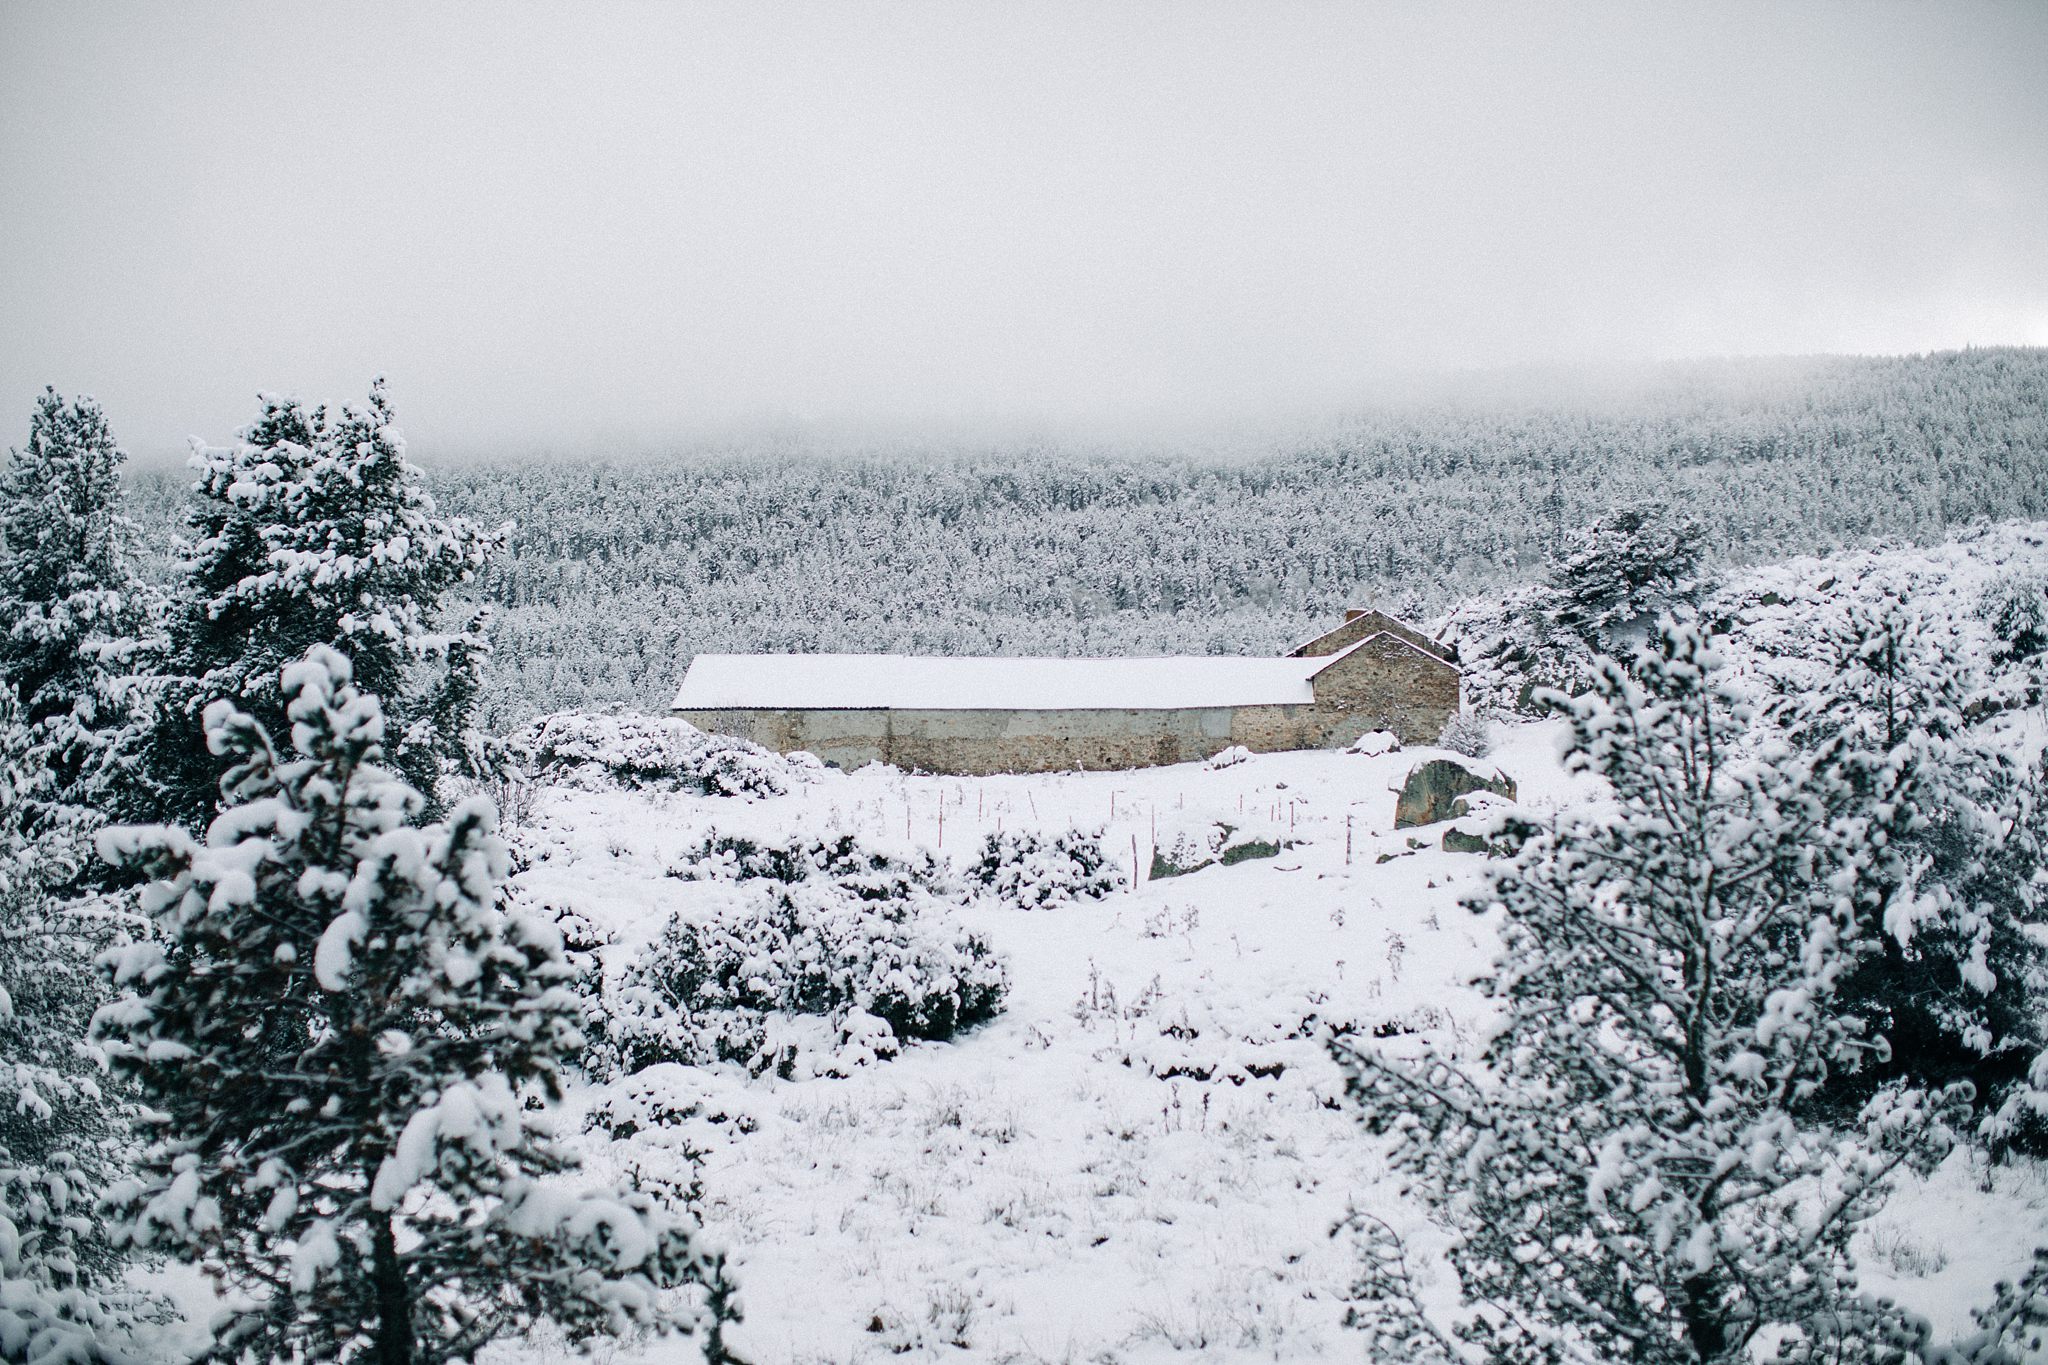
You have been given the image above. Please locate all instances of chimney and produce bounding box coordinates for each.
[1344,608,1368,622]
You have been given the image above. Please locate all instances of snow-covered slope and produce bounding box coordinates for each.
[487,711,2047,1364]
[504,738,1534,1364]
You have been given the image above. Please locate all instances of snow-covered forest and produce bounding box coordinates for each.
[120,347,2048,728]
[7,360,2048,1364]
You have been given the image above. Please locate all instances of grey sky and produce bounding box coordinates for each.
[3,1,2044,458]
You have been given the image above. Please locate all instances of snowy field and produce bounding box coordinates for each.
[490,719,2048,1364]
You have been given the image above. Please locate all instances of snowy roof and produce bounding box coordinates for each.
[673,644,1373,712]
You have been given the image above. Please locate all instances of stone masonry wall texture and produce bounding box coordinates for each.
[675,619,1461,774]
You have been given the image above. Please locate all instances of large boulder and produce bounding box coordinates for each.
[1393,759,1517,829]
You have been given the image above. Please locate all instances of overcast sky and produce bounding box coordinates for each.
[2,1,2044,458]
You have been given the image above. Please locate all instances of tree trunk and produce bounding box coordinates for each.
[372,1212,413,1365]
[1680,1273,1729,1363]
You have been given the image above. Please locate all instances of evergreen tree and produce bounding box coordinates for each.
[0,687,137,1365]
[97,647,730,1364]
[1544,502,1709,654]
[426,607,494,781]
[1336,624,1963,1364]
[145,380,500,829]
[0,388,151,837]
[1980,571,2048,666]
[1766,599,2048,1154]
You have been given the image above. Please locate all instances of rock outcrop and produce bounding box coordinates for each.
[1393,758,1517,829]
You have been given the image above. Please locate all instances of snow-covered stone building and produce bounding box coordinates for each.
[671,610,1459,774]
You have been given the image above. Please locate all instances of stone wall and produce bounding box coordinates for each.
[674,705,1238,775]
[675,630,1461,772]
[1302,633,1461,742]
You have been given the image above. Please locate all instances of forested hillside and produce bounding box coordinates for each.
[15,363,2048,1365]
[124,349,2048,727]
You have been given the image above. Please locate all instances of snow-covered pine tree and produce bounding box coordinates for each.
[1980,571,2048,667]
[1336,624,1965,1365]
[0,388,152,840]
[426,606,492,777]
[97,647,731,1365]
[0,685,138,1365]
[0,390,153,1356]
[144,380,500,830]
[1766,599,2048,1154]
[1544,502,1708,654]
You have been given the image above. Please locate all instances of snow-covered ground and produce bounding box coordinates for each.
[488,713,2048,1364]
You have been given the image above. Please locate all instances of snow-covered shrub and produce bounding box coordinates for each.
[1863,1221,1952,1279]
[866,1285,981,1355]
[1334,1211,1460,1364]
[1206,744,1251,770]
[612,889,1006,1078]
[1434,709,1492,758]
[513,711,800,797]
[610,832,1006,1078]
[589,1064,770,1145]
[1982,571,2048,662]
[670,830,954,902]
[1107,992,1318,1086]
[969,828,1126,909]
[482,770,541,830]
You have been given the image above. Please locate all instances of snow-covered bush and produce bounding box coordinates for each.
[969,828,1126,909]
[1434,709,1491,758]
[1103,989,1320,1086]
[511,894,617,1073]
[589,1064,771,1146]
[513,711,804,797]
[609,832,1007,1078]
[1206,745,1251,770]
[670,830,954,902]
